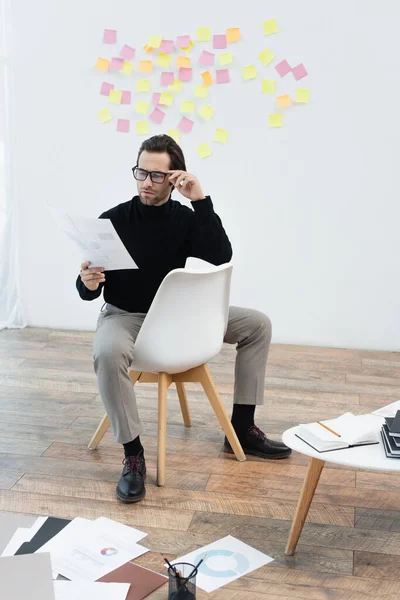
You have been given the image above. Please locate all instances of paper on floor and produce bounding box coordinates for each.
[0,553,55,600]
[54,581,130,600]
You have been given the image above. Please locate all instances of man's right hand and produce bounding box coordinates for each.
[80,261,105,291]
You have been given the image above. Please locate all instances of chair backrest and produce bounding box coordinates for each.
[131,262,233,374]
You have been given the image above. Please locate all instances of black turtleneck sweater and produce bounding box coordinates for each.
[76,195,232,313]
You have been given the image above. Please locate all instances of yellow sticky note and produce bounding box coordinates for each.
[95,57,109,72]
[219,52,233,66]
[168,129,181,144]
[197,27,211,41]
[258,49,275,66]
[269,114,283,128]
[198,104,214,120]
[139,60,153,73]
[143,44,154,53]
[277,94,292,108]
[135,100,149,114]
[98,108,112,123]
[160,92,174,106]
[109,89,123,104]
[157,53,172,68]
[202,71,213,86]
[296,89,310,103]
[262,79,275,94]
[120,60,134,74]
[214,128,229,144]
[148,35,162,48]
[242,65,257,80]
[176,55,191,68]
[226,27,241,43]
[136,121,149,135]
[136,79,150,92]
[194,85,208,98]
[182,40,195,52]
[197,143,213,159]
[180,100,195,114]
[168,79,182,92]
[263,19,279,35]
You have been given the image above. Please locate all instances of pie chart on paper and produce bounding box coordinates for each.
[194,549,250,578]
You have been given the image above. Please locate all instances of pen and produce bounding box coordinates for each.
[317,421,341,438]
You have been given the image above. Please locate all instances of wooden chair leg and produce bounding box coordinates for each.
[285,457,325,555]
[88,414,110,450]
[176,382,191,426]
[157,372,172,486]
[199,364,246,462]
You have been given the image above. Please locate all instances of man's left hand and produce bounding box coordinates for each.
[168,170,205,202]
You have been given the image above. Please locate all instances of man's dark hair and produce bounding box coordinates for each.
[136,134,187,171]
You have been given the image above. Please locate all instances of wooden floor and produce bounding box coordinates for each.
[1,327,400,598]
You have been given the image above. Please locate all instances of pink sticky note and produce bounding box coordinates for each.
[160,39,174,53]
[216,69,230,84]
[161,72,174,86]
[117,119,130,133]
[119,44,135,60]
[121,91,131,104]
[177,35,191,48]
[178,67,192,82]
[213,34,227,49]
[100,82,114,96]
[103,29,117,44]
[199,50,215,66]
[149,107,166,124]
[178,116,194,133]
[110,57,124,71]
[275,59,291,78]
[292,63,308,81]
[152,92,161,105]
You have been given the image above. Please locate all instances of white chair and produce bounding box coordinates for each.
[88,262,246,486]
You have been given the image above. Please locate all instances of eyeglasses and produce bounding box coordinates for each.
[132,166,168,184]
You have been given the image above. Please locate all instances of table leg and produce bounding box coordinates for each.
[285,457,325,556]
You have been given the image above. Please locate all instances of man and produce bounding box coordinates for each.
[77,134,291,504]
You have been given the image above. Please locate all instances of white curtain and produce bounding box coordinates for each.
[0,0,25,329]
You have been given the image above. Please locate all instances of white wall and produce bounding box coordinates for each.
[10,0,400,350]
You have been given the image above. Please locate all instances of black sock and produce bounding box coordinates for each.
[123,436,144,457]
[231,404,256,438]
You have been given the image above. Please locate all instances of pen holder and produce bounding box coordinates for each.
[168,562,197,600]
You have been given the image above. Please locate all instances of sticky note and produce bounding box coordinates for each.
[242,65,257,80]
[103,29,117,44]
[135,100,149,114]
[202,71,213,86]
[121,91,131,104]
[160,39,174,53]
[139,60,152,73]
[213,34,227,49]
[148,35,162,48]
[197,143,213,159]
[157,53,172,68]
[120,61,133,74]
[177,35,191,48]
[263,19,278,35]
[226,27,241,43]
[199,50,215,66]
[277,94,292,108]
[98,108,112,123]
[136,79,150,92]
[198,104,215,120]
[109,89,123,104]
[214,128,229,144]
[216,69,230,84]
[161,72,174,86]
[136,121,149,135]
[262,79,275,93]
[182,40,195,52]
[168,129,181,143]
[296,89,310,103]
[117,119,130,133]
[152,93,161,105]
[149,107,166,124]
[109,57,123,71]
[95,58,109,72]
[176,55,191,68]
[178,67,192,82]
[159,92,174,106]
[258,49,275,66]
[180,100,195,114]
[292,63,308,81]
[197,27,211,42]
[194,85,208,98]
[120,45,135,60]
[100,82,114,96]
[275,59,291,77]
[219,52,233,66]
[143,45,153,53]
[178,116,194,133]
[169,79,182,92]
[269,113,283,128]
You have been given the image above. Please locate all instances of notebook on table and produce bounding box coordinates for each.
[381,424,400,458]
[384,411,400,439]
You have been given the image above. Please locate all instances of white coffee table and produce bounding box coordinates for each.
[282,424,400,555]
